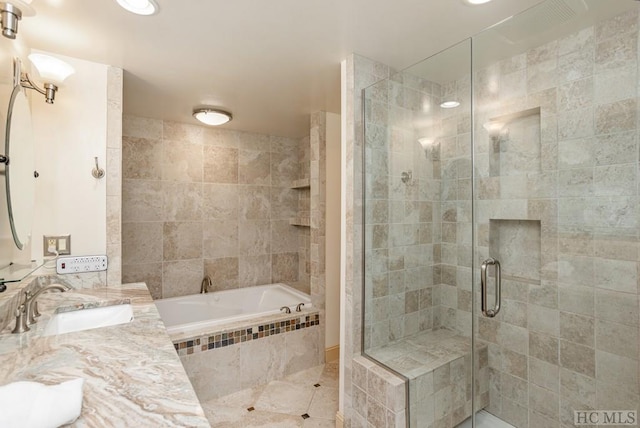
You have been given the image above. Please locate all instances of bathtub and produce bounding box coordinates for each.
[154,283,312,336]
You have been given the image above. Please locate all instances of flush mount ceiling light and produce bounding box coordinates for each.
[464,0,493,5]
[193,108,232,126]
[115,0,158,16]
[0,0,35,39]
[440,100,460,109]
[20,53,75,104]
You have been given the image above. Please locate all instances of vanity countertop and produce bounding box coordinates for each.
[0,282,210,427]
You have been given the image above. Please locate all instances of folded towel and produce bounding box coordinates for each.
[0,378,84,428]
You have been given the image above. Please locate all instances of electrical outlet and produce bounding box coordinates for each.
[43,235,71,256]
[56,255,107,274]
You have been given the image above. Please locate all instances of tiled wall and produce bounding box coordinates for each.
[106,66,123,286]
[121,116,305,299]
[179,312,322,401]
[362,71,443,351]
[346,9,640,428]
[471,12,640,427]
[343,54,406,428]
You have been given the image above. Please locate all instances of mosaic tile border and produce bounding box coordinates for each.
[173,312,320,356]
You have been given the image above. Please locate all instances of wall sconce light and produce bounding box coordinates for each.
[0,0,34,39]
[20,53,75,104]
[193,108,233,126]
[418,137,439,160]
[483,120,508,138]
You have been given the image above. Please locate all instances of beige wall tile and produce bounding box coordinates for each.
[238,220,271,256]
[122,115,163,139]
[559,312,594,347]
[204,257,239,291]
[163,120,203,144]
[239,334,286,389]
[163,141,203,182]
[162,259,203,298]
[272,252,299,283]
[182,343,239,401]
[203,220,238,259]
[202,183,238,220]
[163,222,203,261]
[122,222,162,264]
[162,182,203,222]
[122,137,163,180]
[239,255,272,286]
[239,186,270,219]
[122,180,163,222]
[203,146,238,183]
[238,150,271,185]
[560,340,595,378]
[595,319,638,359]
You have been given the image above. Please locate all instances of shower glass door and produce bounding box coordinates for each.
[471,1,640,427]
[362,1,640,427]
[361,40,474,427]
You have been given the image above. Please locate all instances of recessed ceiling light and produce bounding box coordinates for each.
[115,0,158,16]
[440,101,460,109]
[464,0,493,4]
[193,108,233,126]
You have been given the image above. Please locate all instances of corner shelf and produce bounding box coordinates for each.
[290,178,310,189]
[290,217,311,227]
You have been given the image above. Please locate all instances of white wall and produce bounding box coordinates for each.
[325,112,341,350]
[31,51,108,263]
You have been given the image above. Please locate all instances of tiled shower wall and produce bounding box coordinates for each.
[121,116,305,299]
[440,11,640,428]
[363,71,442,349]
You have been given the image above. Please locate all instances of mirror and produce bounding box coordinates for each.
[4,83,35,249]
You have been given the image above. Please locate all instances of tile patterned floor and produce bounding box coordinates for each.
[201,362,338,428]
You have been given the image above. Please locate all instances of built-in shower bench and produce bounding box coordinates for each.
[367,328,489,427]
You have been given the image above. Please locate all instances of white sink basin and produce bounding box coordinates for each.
[43,304,134,336]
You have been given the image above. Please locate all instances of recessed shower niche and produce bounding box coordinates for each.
[489,219,541,283]
[488,107,541,177]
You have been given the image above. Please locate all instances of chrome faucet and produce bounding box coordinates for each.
[200,276,212,294]
[12,283,71,334]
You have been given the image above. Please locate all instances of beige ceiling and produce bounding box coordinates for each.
[19,0,545,137]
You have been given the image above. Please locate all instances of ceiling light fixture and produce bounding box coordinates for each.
[115,0,158,16]
[0,0,35,39]
[20,53,75,104]
[440,100,460,109]
[193,108,233,126]
[464,0,493,5]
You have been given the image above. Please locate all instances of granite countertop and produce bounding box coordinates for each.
[0,282,210,427]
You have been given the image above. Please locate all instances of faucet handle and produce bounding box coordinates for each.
[11,304,29,334]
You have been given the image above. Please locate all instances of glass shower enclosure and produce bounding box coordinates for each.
[362,1,640,427]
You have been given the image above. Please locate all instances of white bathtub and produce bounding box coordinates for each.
[154,283,312,336]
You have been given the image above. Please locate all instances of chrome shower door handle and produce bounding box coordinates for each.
[480,258,501,318]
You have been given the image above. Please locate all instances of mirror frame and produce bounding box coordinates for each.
[4,72,35,250]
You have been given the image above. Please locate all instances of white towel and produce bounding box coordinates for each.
[0,378,84,428]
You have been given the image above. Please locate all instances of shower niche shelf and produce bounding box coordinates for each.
[290,178,310,189]
[488,107,541,177]
[290,177,311,226]
[489,218,541,284]
[289,217,310,227]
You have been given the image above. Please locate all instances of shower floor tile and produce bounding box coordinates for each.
[201,362,339,428]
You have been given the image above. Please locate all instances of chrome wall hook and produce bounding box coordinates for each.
[92,156,105,179]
